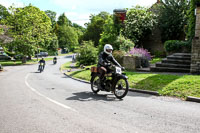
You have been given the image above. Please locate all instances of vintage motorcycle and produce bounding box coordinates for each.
[53,59,57,64]
[38,63,44,73]
[90,65,129,99]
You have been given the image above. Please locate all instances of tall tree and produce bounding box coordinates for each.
[82,11,110,47]
[56,13,78,51]
[72,23,85,44]
[5,5,52,62]
[57,25,78,51]
[57,13,72,26]
[123,6,157,45]
[0,4,10,21]
[158,0,189,42]
[45,10,56,28]
[99,16,118,51]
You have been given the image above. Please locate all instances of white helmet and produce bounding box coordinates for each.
[104,44,113,55]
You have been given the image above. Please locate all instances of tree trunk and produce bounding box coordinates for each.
[27,55,31,60]
[22,56,27,63]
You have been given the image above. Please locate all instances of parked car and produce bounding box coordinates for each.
[0,54,12,60]
[14,55,29,60]
[35,52,48,57]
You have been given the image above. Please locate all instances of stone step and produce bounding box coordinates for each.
[162,58,191,65]
[156,62,190,69]
[167,55,191,60]
[173,53,191,57]
[150,66,190,73]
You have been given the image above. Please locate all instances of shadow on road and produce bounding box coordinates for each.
[66,91,123,102]
[127,91,155,98]
[30,71,42,73]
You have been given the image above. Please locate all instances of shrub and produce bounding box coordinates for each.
[76,41,98,66]
[114,35,135,52]
[123,6,157,43]
[128,48,151,60]
[164,40,191,53]
[113,50,126,65]
[127,48,151,68]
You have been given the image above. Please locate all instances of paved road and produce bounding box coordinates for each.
[0,56,200,133]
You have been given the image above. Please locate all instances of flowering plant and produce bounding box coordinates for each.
[127,48,151,60]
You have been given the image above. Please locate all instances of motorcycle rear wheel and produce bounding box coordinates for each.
[114,78,129,99]
[91,75,100,93]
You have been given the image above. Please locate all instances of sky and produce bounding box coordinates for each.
[0,0,157,27]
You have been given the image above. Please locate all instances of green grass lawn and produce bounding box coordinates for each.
[150,57,162,64]
[61,61,200,99]
[0,57,53,66]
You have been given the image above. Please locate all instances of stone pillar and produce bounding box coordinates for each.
[191,5,200,74]
[123,56,140,71]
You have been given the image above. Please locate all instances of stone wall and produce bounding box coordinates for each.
[141,26,164,54]
[122,56,140,71]
[191,6,200,74]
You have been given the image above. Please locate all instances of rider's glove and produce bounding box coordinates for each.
[104,62,111,66]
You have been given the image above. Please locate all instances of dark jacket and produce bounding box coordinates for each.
[98,52,121,68]
[39,59,45,65]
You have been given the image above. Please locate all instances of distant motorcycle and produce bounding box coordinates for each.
[90,65,129,99]
[53,60,57,64]
[38,63,44,73]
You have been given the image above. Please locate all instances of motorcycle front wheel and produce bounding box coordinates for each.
[113,78,129,99]
[91,75,100,93]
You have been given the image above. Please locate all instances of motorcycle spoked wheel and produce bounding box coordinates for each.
[113,78,129,99]
[91,75,100,93]
[39,66,43,73]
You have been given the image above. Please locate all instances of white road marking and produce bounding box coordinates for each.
[25,73,78,113]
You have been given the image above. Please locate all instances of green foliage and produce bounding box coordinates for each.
[114,35,135,52]
[0,4,10,21]
[5,5,52,58]
[63,66,200,99]
[45,10,56,28]
[57,13,79,51]
[164,40,191,53]
[112,50,126,65]
[76,41,98,65]
[57,13,72,26]
[150,57,162,64]
[158,0,189,42]
[186,0,200,40]
[83,12,110,47]
[72,23,85,44]
[123,6,157,44]
[57,25,78,51]
[46,36,58,55]
[98,16,118,52]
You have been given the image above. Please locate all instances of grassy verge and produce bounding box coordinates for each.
[58,52,73,56]
[61,62,200,99]
[150,57,162,64]
[0,57,53,66]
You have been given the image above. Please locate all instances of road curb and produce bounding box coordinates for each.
[64,73,90,84]
[186,96,200,103]
[63,72,159,96]
[61,66,200,103]
[129,89,160,96]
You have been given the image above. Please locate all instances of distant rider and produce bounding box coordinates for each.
[38,58,46,70]
[53,57,57,64]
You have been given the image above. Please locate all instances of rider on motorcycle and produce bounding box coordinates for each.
[53,57,57,64]
[98,44,123,85]
[38,58,46,70]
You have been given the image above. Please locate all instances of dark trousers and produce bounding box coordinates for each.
[98,67,107,80]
